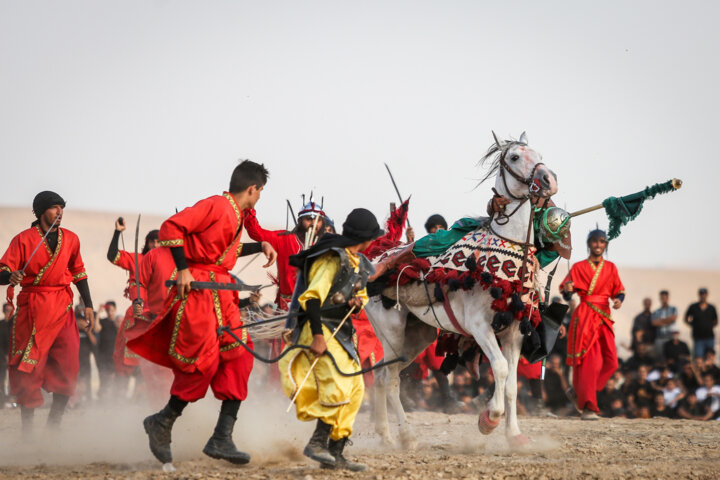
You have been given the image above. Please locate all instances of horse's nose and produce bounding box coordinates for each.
[542,173,551,187]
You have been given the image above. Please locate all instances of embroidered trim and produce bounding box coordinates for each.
[210,272,223,327]
[112,251,121,264]
[236,242,243,258]
[587,259,605,296]
[216,193,243,266]
[73,271,88,282]
[166,268,178,297]
[370,351,376,366]
[158,239,183,247]
[35,225,53,256]
[33,229,63,285]
[20,324,38,366]
[168,296,196,364]
[0,265,11,273]
[587,302,613,322]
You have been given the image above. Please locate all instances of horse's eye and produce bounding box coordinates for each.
[511,154,519,161]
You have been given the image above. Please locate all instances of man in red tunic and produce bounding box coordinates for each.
[106,219,159,379]
[128,160,277,466]
[560,227,624,420]
[0,191,94,431]
[243,199,325,310]
[130,245,177,406]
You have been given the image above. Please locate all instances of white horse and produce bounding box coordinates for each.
[365,132,558,449]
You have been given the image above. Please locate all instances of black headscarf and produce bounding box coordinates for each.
[32,191,65,218]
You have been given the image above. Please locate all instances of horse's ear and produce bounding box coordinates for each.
[492,131,503,150]
[519,131,528,144]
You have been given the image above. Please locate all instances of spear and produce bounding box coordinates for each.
[384,163,411,228]
[569,178,682,240]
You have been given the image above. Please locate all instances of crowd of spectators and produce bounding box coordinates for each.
[399,288,720,421]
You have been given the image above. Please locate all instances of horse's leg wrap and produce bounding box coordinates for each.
[478,409,501,435]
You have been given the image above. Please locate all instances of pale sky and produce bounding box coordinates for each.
[1,1,719,269]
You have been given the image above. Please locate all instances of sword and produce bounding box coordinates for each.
[21,215,60,274]
[164,280,262,292]
[384,163,411,228]
[286,199,297,227]
[133,214,143,307]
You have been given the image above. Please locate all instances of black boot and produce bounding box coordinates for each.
[325,437,366,471]
[143,396,187,464]
[303,420,335,465]
[202,400,250,464]
[47,393,69,428]
[20,406,34,439]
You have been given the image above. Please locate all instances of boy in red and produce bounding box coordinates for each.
[0,191,94,431]
[106,219,159,377]
[560,227,624,420]
[128,161,277,465]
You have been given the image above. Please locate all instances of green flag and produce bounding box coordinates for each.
[602,179,682,240]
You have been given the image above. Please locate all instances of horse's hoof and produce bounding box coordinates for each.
[508,434,530,448]
[478,410,501,435]
[399,428,417,450]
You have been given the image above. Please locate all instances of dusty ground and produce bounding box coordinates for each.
[0,396,718,480]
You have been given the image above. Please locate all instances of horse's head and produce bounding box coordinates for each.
[479,132,558,199]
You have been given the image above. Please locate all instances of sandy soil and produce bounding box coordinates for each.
[0,393,718,480]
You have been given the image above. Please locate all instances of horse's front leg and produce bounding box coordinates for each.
[385,362,417,450]
[502,326,527,441]
[373,366,394,446]
[468,318,508,434]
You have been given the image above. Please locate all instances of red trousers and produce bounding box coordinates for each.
[572,323,618,413]
[9,310,79,408]
[170,351,253,403]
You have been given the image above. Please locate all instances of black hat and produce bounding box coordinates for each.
[32,191,66,218]
[586,224,607,244]
[342,208,384,243]
[424,214,448,233]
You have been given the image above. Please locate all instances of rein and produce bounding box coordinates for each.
[219,326,406,377]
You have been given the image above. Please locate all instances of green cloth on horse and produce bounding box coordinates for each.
[412,217,482,258]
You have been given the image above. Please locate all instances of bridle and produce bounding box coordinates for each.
[493,145,546,225]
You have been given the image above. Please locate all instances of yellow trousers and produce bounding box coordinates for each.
[279,322,364,440]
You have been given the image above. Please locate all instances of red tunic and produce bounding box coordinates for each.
[560,259,624,367]
[353,311,384,384]
[0,226,87,373]
[128,193,252,376]
[243,209,302,310]
[110,250,144,373]
[137,247,177,318]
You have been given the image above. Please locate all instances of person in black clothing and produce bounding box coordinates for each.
[624,342,655,372]
[663,329,691,371]
[702,349,720,382]
[95,301,119,400]
[684,288,718,359]
[624,365,659,408]
[678,360,701,392]
[597,376,625,417]
[0,303,12,406]
[631,298,654,353]
[650,391,673,418]
[75,302,96,405]
[677,391,712,421]
[543,354,571,414]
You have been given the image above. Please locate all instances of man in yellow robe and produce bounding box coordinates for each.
[280,208,381,471]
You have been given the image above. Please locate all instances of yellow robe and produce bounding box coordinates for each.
[279,249,368,440]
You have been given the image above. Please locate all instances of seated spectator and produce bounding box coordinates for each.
[624,365,659,408]
[678,360,701,392]
[701,349,720,382]
[598,377,625,417]
[625,342,655,372]
[695,373,720,419]
[650,391,673,418]
[676,391,713,421]
[543,354,570,414]
[663,328,690,369]
[662,378,684,408]
[648,365,673,390]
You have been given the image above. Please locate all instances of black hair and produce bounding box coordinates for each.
[229,160,269,193]
[143,229,160,255]
[2,303,10,310]
[660,290,669,296]
[105,301,116,308]
[424,214,448,233]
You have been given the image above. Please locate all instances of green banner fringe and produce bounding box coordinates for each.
[602,179,677,240]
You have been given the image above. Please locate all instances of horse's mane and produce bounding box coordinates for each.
[476,140,526,187]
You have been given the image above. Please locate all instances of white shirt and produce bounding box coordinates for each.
[696,385,720,412]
